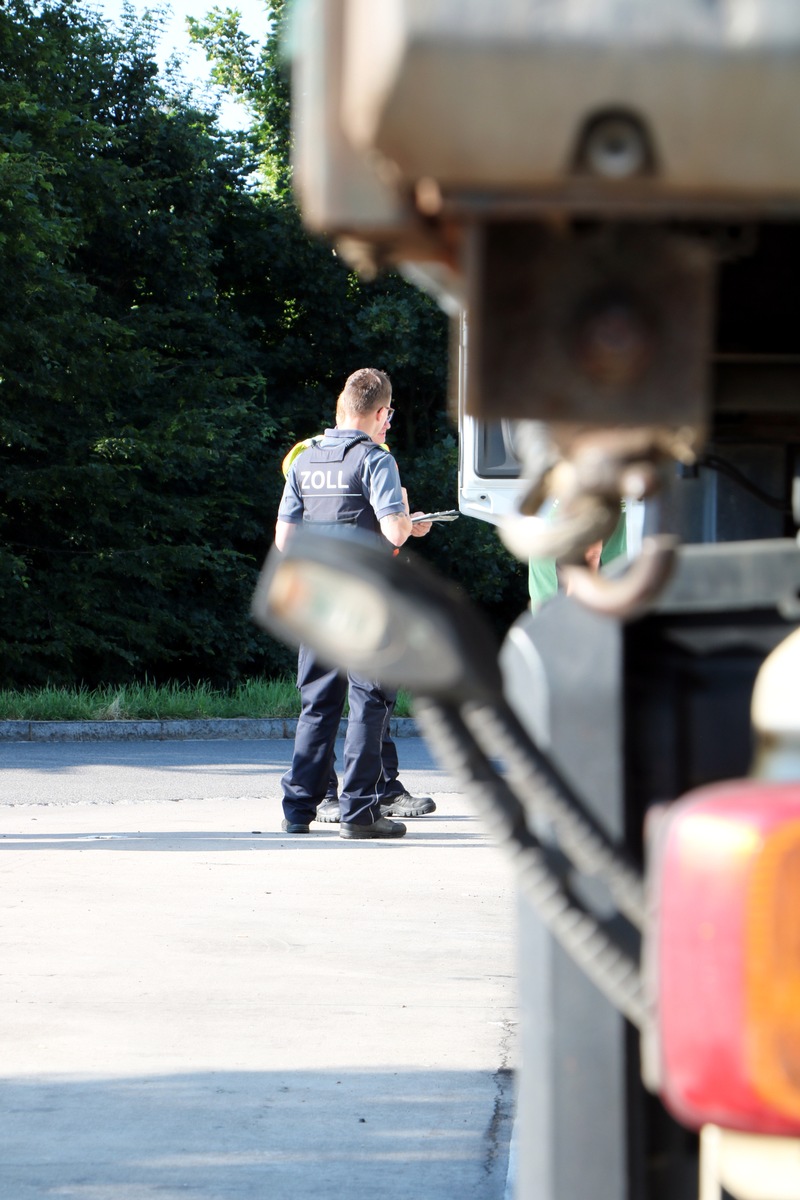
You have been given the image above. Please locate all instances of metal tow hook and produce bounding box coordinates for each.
[559,534,679,620]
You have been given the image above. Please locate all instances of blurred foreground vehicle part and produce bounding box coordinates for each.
[643,628,800,1200]
[293,0,800,591]
[287,3,800,1199]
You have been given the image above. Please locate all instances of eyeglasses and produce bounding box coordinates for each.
[382,407,395,423]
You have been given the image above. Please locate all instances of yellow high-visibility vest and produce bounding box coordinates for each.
[282,436,390,479]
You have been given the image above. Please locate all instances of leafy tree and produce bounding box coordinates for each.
[190,0,528,627]
[0,0,526,693]
[189,0,450,455]
[0,0,292,686]
[189,0,289,194]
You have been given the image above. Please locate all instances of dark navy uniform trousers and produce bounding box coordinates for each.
[324,721,403,802]
[281,644,398,826]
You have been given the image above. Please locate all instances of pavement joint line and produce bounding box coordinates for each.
[0,716,419,743]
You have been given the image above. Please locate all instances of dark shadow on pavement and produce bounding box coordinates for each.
[1,1067,514,1200]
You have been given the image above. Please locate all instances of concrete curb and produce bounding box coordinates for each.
[0,716,419,743]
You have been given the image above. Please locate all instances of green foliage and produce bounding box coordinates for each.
[189,0,289,193]
[188,0,452,460]
[0,0,291,686]
[0,0,523,690]
[0,677,415,720]
[0,677,304,720]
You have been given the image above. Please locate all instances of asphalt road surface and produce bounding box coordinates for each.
[0,735,446,809]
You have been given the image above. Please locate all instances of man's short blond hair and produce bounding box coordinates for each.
[336,368,391,422]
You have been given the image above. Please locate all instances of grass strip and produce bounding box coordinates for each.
[0,679,414,722]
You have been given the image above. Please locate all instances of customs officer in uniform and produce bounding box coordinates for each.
[274,368,432,839]
[280,435,436,823]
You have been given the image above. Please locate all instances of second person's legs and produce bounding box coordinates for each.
[338,674,405,838]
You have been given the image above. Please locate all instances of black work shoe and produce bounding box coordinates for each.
[316,799,341,823]
[339,816,407,840]
[281,819,310,834]
[380,792,436,818]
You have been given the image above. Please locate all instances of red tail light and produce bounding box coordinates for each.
[645,781,800,1135]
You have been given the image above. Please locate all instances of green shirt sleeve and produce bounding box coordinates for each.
[600,511,627,565]
[528,507,628,610]
[528,557,559,611]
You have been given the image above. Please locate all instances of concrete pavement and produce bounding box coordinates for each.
[0,738,517,1199]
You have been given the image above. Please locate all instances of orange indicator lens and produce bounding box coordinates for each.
[650,782,800,1135]
[746,821,800,1123]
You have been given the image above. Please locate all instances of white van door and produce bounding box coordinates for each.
[456,313,528,527]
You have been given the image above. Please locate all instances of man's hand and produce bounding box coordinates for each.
[409,512,432,536]
[400,488,432,536]
[379,488,431,544]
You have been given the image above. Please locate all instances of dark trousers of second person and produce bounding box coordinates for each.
[281,645,396,828]
[324,703,402,803]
